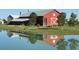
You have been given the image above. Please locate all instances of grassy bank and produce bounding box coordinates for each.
[0,25,79,35]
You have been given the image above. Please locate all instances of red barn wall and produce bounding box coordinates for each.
[43,10,60,26]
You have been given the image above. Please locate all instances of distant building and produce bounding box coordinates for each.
[0,20,4,24]
[8,14,30,25]
[8,9,61,26]
[8,18,29,25]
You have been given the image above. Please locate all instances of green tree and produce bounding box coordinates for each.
[58,12,66,26]
[68,38,79,50]
[75,19,79,25]
[78,21,79,25]
[68,13,78,26]
[29,12,37,25]
[3,19,7,24]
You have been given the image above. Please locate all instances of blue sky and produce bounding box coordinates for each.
[0,9,79,20]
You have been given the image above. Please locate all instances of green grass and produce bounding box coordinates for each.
[0,25,79,35]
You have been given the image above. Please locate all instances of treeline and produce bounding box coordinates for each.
[58,12,79,26]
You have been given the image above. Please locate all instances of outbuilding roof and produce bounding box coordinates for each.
[11,18,29,22]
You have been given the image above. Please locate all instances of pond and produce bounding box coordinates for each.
[0,30,79,50]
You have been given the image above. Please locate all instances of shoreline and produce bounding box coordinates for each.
[0,25,79,35]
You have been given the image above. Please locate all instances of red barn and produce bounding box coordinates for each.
[43,10,61,26]
[35,9,61,26]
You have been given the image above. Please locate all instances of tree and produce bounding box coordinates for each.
[75,19,79,25]
[3,19,7,24]
[29,12,37,25]
[68,13,78,26]
[78,21,79,25]
[58,12,66,26]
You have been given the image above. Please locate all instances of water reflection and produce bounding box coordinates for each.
[7,31,13,37]
[5,31,79,50]
[29,34,43,44]
[68,39,79,50]
[43,35,64,46]
[56,39,68,50]
[7,31,43,44]
[7,31,19,38]
[0,30,2,32]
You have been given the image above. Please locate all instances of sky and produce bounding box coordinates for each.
[0,9,79,20]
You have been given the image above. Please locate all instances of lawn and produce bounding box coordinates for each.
[0,25,79,35]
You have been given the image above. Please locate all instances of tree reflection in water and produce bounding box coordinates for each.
[28,33,43,44]
[28,34,37,44]
[68,38,79,50]
[0,30,2,32]
[7,31,19,38]
[7,31,13,38]
[56,39,68,50]
[56,38,79,50]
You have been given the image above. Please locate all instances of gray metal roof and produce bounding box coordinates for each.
[11,18,29,22]
[20,9,59,17]
[36,10,52,16]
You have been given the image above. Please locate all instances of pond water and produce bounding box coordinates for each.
[0,30,79,50]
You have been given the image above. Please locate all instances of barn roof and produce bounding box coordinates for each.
[20,9,60,17]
